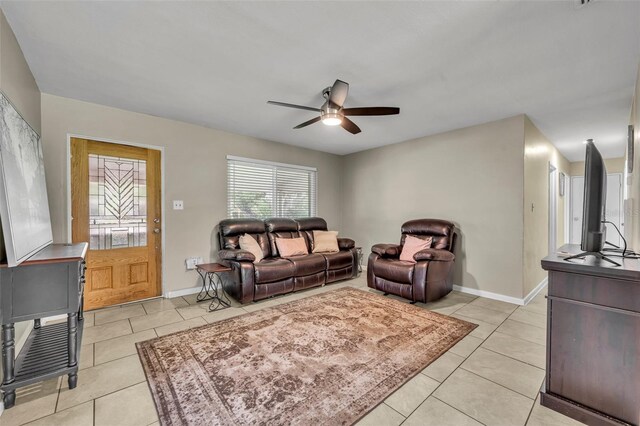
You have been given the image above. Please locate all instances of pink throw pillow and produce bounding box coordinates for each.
[276,237,308,257]
[400,235,433,263]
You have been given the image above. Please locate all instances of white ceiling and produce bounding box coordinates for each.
[2,1,639,161]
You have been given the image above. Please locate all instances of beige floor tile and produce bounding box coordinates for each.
[94,305,147,325]
[82,319,132,345]
[57,354,145,411]
[527,395,584,426]
[143,297,190,314]
[468,297,518,314]
[80,344,94,370]
[95,382,158,426]
[384,374,439,416]
[448,290,478,302]
[175,304,210,320]
[497,319,546,346]
[454,304,511,325]
[420,293,473,315]
[82,312,95,328]
[1,378,60,426]
[421,352,466,382]
[202,307,246,323]
[94,329,157,365]
[509,308,547,329]
[355,403,405,426]
[129,309,183,332]
[521,296,547,315]
[481,332,546,369]
[25,401,93,426]
[155,317,207,337]
[450,313,499,340]
[434,369,533,426]
[449,335,484,358]
[403,396,482,426]
[461,348,545,399]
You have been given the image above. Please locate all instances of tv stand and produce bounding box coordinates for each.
[541,244,640,425]
[563,251,621,267]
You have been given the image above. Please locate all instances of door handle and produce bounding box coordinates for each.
[154,229,161,234]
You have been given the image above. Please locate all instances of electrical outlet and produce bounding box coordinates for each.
[185,257,204,270]
[173,200,184,210]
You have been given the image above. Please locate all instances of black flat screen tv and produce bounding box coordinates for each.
[581,139,607,252]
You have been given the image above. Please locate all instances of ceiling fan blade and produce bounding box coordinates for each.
[267,101,321,112]
[342,107,400,116]
[293,116,322,129]
[341,117,361,134]
[329,79,349,108]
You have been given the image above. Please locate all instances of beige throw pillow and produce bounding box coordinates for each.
[276,237,308,257]
[312,230,339,254]
[239,234,264,264]
[400,235,433,263]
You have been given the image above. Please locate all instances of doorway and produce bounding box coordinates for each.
[549,164,557,255]
[71,137,162,310]
[569,173,624,247]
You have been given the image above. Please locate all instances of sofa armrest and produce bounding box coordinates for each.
[338,238,355,250]
[218,249,256,263]
[371,243,401,258]
[414,248,455,262]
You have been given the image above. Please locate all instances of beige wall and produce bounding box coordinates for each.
[0,10,40,133]
[523,116,570,296]
[569,157,625,176]
[341,115,526,299]
[41,94,343,294]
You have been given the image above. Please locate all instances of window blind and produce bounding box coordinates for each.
[227,156,317,219]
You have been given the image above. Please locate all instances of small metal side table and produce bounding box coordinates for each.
[195,263,232,311]
[355,247,363,276]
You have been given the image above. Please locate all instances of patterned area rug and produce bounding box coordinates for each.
[137,287,476,426]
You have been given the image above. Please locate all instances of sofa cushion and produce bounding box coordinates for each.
[372,258,414,284]
[275,237,308,257]
[287,253,326,276]
[254,258,295,284]
[400,235,433,263]
[312,230,339,253]
[239,234,264,264]
[296,217,328,252]
[322,251,354,270]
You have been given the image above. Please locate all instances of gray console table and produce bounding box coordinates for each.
[0,243,87,409]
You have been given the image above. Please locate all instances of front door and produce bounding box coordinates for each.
[71,138,162,310]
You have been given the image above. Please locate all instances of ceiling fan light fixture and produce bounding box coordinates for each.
[322,113,342,126]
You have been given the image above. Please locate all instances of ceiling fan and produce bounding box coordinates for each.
[267,79,400,134]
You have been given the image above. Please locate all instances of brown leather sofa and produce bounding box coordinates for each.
[217,217,358,304]
[368,219,456,303]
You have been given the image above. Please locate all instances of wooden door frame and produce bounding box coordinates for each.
[65,133,166,298]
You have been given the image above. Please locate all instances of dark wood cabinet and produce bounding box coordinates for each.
[0,243,87,409]
[541,244,640,426]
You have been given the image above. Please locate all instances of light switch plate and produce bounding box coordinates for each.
[173,200,184,210]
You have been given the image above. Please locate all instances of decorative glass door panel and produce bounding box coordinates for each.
[88,154,147,250]
[72,138,161,310]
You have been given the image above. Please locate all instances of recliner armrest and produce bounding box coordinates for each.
[371,243,401,258]
[414,248,455,262]
[218,249,256,262]
[338,238,355,250]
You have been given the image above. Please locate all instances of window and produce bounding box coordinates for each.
[227,156,317,219]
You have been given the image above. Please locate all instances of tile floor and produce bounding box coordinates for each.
[0,275,583,426]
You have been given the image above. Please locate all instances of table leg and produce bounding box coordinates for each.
[67,313,78,389]
[208,272,231,312]
[2,323,16,408]
[196,268,217,302]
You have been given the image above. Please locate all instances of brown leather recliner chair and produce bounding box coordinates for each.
[367,219,457,303]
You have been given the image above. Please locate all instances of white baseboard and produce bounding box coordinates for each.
[165,285,202,299]
[523,277,548,305]
[453,277,548,306]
